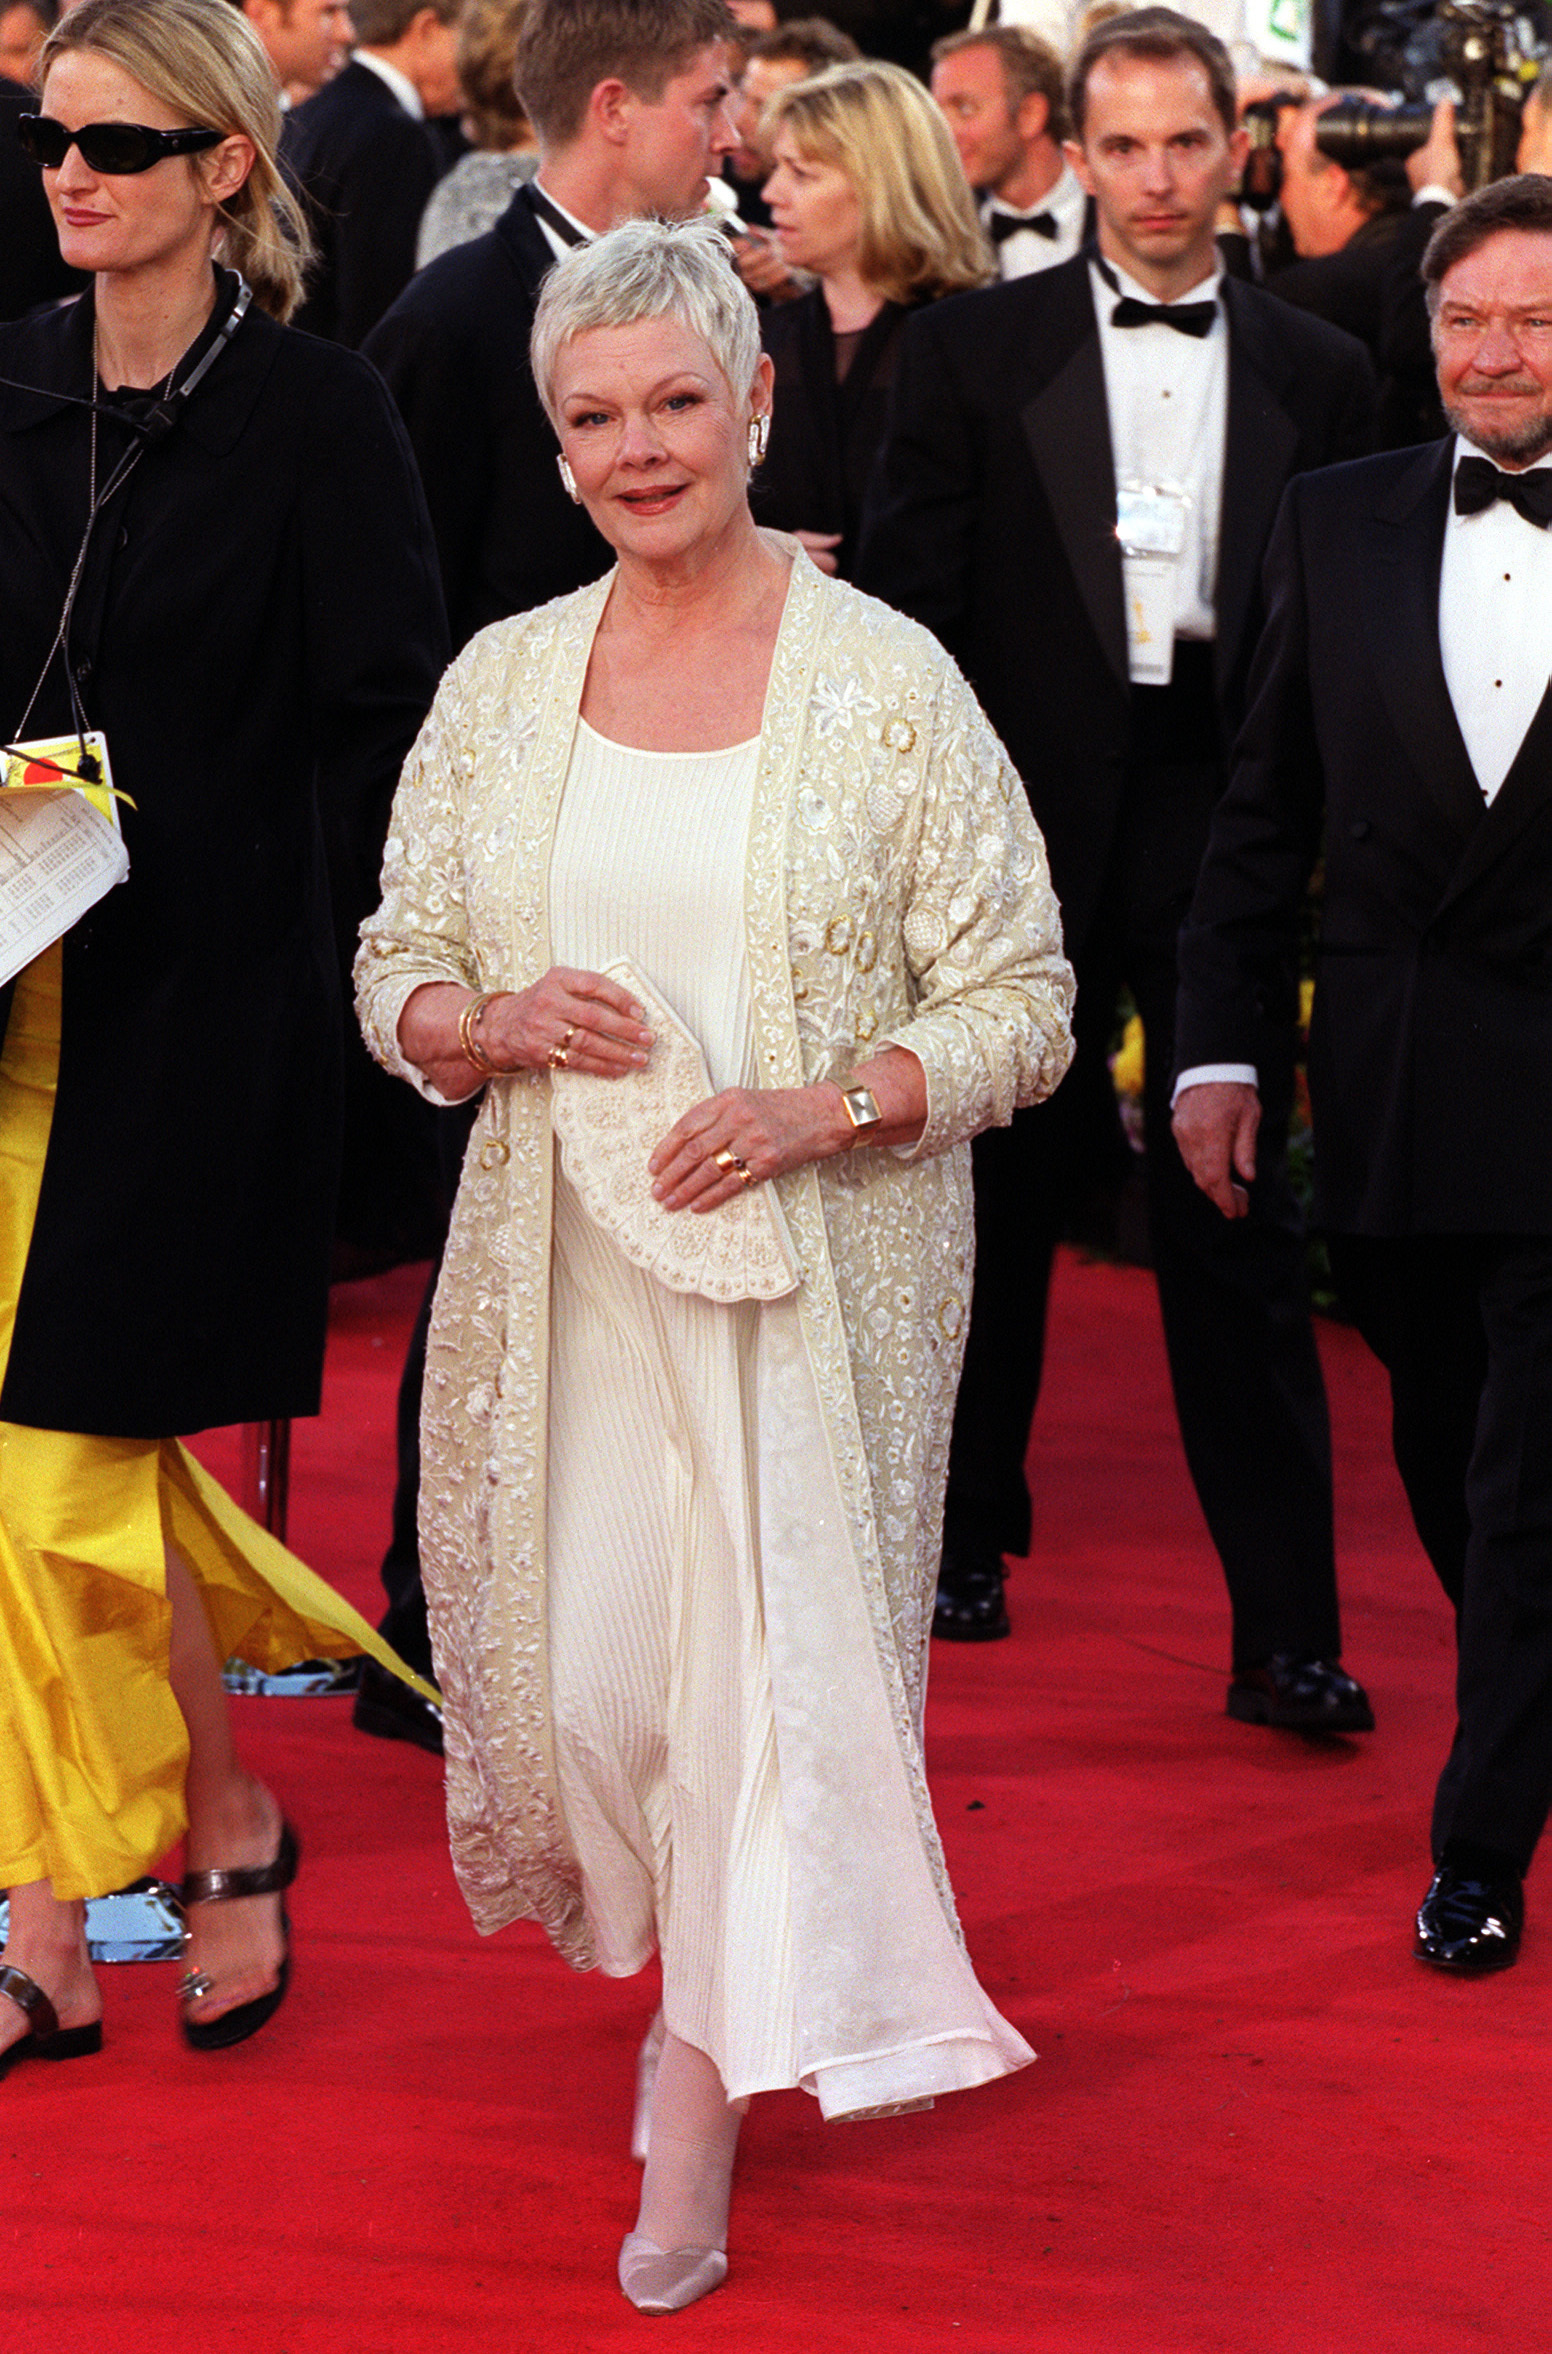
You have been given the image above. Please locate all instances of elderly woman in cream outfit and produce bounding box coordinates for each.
[357,217,1073,2316]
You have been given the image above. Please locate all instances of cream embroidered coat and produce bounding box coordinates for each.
[356,552,1074,1962]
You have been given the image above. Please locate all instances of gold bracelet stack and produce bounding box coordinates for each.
[458,990,504,1075]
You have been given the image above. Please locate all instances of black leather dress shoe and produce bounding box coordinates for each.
[1415,1863,1524,1974]
[351,1658,444,1756]
[933,1547,1010,1642]
[1226,1653,1375,1732]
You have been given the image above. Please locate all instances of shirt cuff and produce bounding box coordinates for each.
[1170,1062,1258,1110]
[1412,186,1456,210]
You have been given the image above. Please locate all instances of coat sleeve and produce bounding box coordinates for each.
[1174,479,1327,1079]
[354,646,483,1104]
[879,655,1074,1160]
[364,267,491,647]
[298,349,450,962]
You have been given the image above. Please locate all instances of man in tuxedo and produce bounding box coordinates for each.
[1175,176,1552,1971]
[930,23,1089,278]
[858,8,1377,1727]
[349,0,739,1752]
[282,0,462,347]
[363,0,739,648]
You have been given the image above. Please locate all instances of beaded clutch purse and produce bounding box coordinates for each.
[549,959,801,1303]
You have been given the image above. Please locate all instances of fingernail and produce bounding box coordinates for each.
[631,1050,648,1064]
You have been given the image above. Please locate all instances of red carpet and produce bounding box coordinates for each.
[5,1253,1544,2352]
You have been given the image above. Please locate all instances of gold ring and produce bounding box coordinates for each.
[547,1041,569,1070]
[562,1023,575,1045]
[735,1162,756,1187]
[713,1147,739,1172]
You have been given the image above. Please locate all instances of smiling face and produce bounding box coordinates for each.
[1067,50,1244,298]
[0,0,48,86]
[39,50,252,285]
[762,130,863,280]
[247,0,353,96]
[552,313,771,571]
[1434,228,1552,468]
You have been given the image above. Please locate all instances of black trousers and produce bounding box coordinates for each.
[945,647,1340,1668]
[1328,1233,1552,1876]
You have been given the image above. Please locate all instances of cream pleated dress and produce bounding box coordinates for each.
[543,721,1033,2115]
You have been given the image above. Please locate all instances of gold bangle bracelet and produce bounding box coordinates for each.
[458,990,504,1075]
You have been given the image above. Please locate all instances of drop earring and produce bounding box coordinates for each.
[747,414,770,468]
[557,455,580,503]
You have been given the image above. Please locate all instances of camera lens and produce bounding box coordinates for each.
[1313,95,1434,167]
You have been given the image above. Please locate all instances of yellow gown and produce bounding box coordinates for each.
[0,942,425,1903]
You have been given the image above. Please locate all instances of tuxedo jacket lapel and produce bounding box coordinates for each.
[1018,265,1128,689]
[1363,440,1486,842]
[1216,281,1299,697]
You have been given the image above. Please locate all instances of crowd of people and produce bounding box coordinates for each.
[3,0,1552,2323]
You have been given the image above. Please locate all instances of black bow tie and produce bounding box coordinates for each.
[988,206,1058,245]
[1453,454,1552,527]
[1110,296,1217,337]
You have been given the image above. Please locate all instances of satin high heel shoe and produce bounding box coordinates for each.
[0,1966,103,2080]
[178,1818,299,2051]
[618,2233,728,2315]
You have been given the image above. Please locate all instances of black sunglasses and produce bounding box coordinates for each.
[17,112,223,174]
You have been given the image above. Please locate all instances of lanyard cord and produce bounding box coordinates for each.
[8,277,253,762]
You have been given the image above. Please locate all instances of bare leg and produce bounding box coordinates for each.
[0,1883,99,2058]
[165,1543,286,2028]
[634,2030,746,2253]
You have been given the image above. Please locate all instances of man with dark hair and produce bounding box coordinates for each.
[282,0,463,345]
[859,9,1377,1727]
[1175,174,1552,1973]
[1264,94,1412,359]
[930,25,1086,276]
[351,0,738,1752]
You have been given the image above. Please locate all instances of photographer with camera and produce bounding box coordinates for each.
[1265,92,1414,354]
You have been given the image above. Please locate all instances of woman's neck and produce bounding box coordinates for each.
[94,257,219,391]
[610,510,786,635]
[821,267,884,337]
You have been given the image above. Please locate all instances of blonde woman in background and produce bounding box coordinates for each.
[414,0,538,268]
[0,0,443,2073]
[755,57,994,577]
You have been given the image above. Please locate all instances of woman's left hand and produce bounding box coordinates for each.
[649,1085,846,1211]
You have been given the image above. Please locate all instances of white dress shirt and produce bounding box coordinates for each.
[983,163,1087,280]
[1175,432,1552,1107]
[1091,257,1226,642]
[1439,435,1552,804]
[352,46,423,118]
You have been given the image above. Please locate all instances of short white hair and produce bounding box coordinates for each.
[530,215,763,426]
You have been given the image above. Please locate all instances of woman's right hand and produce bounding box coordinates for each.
[398,971,653,1101]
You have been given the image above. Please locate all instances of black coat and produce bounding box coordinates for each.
[855,254,1377,957]
[1176,440,1552,1238]
[0,284,448,1434]
[282,59,443,349]
[754,288,910,580]
[364,184,611,649]
[0,75,84,324]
